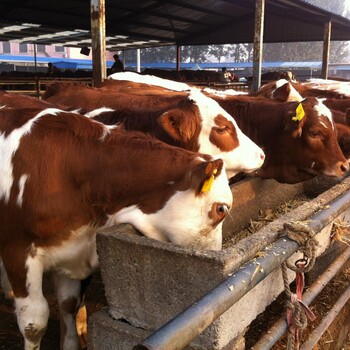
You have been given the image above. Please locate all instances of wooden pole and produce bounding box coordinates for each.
[321,20,332,79]
[91,0,106,87]
[252,0,265,92]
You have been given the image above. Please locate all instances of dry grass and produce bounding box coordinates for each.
[331,219,350,246]
[223,196,309,248]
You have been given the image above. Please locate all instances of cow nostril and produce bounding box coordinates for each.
[341,163,349,173]
[260,153,265,160]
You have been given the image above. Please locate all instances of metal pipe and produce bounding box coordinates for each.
[252,246,350,349]
[134,189,350,350]
[300,283,350,350]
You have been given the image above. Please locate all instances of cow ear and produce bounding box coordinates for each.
[272,82,290,102]
[191,159,224,195]
[284,102,306,138]
[158,109,196,142]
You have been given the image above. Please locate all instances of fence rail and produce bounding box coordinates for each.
[0,76,93,97]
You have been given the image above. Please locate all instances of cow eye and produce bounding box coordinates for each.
[309,130,320,138]
[216,127,228,134]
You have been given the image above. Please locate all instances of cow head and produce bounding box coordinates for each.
[110,72,265,178]
[109,158,232,251]
[158,90,265,178]
[265,98,349,183]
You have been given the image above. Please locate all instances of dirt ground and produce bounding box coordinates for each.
[0,272,107,350]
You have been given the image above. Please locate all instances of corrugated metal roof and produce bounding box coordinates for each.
[0,0,349,50]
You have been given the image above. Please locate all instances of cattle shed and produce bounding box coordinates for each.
[0,0,350,88]
[1,2,350,350]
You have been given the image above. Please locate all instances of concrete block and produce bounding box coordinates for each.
[88,308,151,350]
[88,308,246,350]
[95,176,350,350]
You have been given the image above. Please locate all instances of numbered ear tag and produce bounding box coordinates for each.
[201,169,218,192]
[292,103,305,121]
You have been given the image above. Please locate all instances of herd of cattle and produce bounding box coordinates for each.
[0,71,350,349]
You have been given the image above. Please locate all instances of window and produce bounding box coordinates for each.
[2,42,11,53]
[19,43,28,53]
[37,44,46,53]
[55,46,64,53]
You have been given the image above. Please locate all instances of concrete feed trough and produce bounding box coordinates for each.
[89,176,350,350]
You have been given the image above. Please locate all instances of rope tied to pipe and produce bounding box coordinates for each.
[280,221,318,350]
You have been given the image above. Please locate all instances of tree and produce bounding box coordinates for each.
[181,45,211,63]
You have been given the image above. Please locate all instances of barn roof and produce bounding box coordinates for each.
[0,0,349,50]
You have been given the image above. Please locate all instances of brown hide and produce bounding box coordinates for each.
[291,82,348,99]
[213,95,348,183]
[323,98,350,113]
[0,90,64,109]
[336,123,350,160]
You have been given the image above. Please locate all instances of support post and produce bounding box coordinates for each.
[91,0,106,87]
[252,0,265,92]
[136,49,141,73]
[176,45,181,71]
[321,20,332,79]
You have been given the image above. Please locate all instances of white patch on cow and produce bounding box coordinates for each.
[15,254,49,349]
[305,78,350,97]
[275,79,289,88]
[106,165,233,250]
[36,225,99,280]
[85,107,115,118]
[188,90,265,177]
[108,71,192,92]
[314,100,334,130]
[99,124,117,141]
[0,108,61,203]
[53,273,81,349]
[319,121,328,129]
[203,87,247,97]
[16,174,28,207]
[274,79,303,102]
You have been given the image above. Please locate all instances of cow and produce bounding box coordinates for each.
[43,81,265,178]
[210,95,349,183]
[245,71,297,83]
[0,106,233,350]
[252,79,303,102]
[250,80,350,163]
[298,78,350,98]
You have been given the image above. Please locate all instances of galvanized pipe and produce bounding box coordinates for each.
[300,283,350,350]
[134,189,350,350]
[252,245,350,349]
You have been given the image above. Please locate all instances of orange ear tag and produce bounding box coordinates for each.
[201,168,218,192]
[292,103,305,121]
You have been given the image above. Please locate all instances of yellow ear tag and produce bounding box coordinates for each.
[201,168,218,193]
[292,103,305,122]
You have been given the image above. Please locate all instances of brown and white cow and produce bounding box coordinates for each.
[252,79,350,161]
[0,107,233,349]
[43,80,265,178]
[211,95,349,183]
[295,78,350,99]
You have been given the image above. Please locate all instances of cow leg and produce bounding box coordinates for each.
[53,272,81,350]
[13,256,49,350]
[0,257,14,299]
